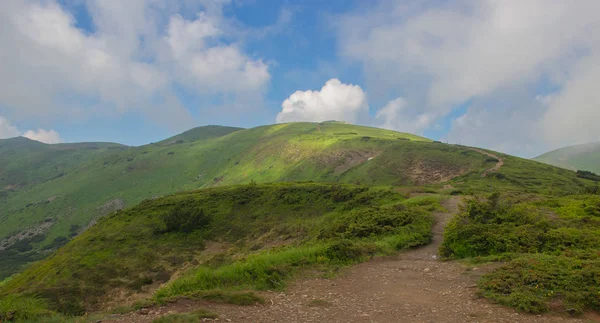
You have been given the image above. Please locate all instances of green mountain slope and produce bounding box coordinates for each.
[534,142,600,173]
[0,183,438,315]
[156,125,244,145]
[0,122,595,281]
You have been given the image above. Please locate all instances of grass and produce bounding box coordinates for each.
[0,122,446,279]
[441,192,600,314]
[479,254,600,315]
[0,182,437,318]
[152,309,218,323]
[0,295,55,322]
[2,122,594,279]
[446,149,596,195]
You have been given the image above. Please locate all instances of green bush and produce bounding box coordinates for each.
[443,193,600,314]
[160,206,211,234]
[576,170,600,182]
[479,255,600,315]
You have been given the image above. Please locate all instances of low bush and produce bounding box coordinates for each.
[479,254,600,315]
[159,206,211,234]
[577,170,600,182]
[442,193,600,314]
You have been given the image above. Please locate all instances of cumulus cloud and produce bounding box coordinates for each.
[337,0,600,155]
[23,129,62,144]
[0,115,61,143]
[375,98,434,134]
[0,0,270,131]
[0,116,21,139]
[276,79,367,123]
[165,13,269,95]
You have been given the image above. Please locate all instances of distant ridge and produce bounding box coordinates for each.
[534,142,600,173]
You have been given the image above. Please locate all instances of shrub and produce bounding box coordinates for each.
[479,255,600,315]
[325,239,371,262]
[160,206,211,234]
[577,170,600,182]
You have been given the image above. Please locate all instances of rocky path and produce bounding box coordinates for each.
[106,197,594,323]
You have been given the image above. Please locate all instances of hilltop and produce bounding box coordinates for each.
[0,122,471,278]
[1,122,595,280]
[0,123,599,322]
[534,142,600,174]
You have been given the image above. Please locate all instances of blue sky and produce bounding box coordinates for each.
[1,0,600,157]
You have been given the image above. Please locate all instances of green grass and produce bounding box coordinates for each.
[0,122,467,279]
[441,192,600,314]
[0,183,437,317]
[2,122,594,279]
[479,254,600,315]
[152,309,218,323]
[447,149,596,195]
[0,294,55,322]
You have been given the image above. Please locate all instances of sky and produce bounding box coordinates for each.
[1,0,600,157]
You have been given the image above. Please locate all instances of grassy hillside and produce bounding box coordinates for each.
[0,183,439,317]
[1,123,599,321]
[449,149,596,195]
[534,142,600,174]
[0,122,484,279]
[1,122,596,281]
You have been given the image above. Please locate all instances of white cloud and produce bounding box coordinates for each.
[540,53,600,146]
[165,13,270,94]
[23,129,62,144]
[0,116,21,139]
[0,115,61,143]
[337,0,600,155]
[0,0,270,131]
[276,79,367,123]
[375,97,434,134]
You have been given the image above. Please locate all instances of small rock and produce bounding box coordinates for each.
[424,268,430,272]
[138,308,150,315]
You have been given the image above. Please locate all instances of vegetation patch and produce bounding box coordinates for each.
[0,295,55,322]
[479,254,600,315]
[576,170,600,182]
[442,193,600,314]
[0,183,436,317]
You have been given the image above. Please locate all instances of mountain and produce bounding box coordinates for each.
[155,125,244,145]
[1,122,599,320]
[1,123,594,281]
[534,142,600,174]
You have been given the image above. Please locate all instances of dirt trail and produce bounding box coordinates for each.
[106,197,591,323]
[468,148,504,177]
